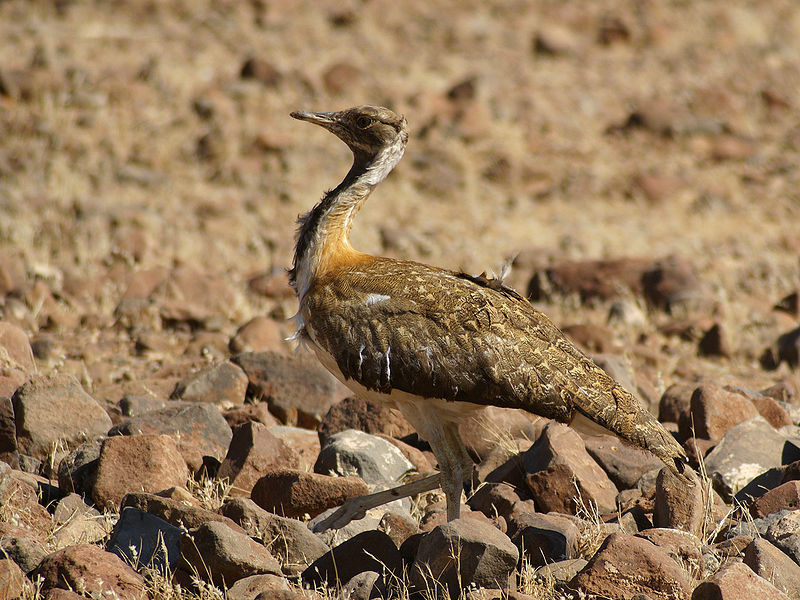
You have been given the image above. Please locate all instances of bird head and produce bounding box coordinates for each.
[291,105,408,164]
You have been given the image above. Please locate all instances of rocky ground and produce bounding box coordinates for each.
[2,0,800,599]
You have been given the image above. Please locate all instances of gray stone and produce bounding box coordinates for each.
[726,509,792,539]
[314,429,414,487]
[219,497,329,575]
[107,507,183,571]
[704,416,800,501]
[412,518,519,598]
[766,511,800,565]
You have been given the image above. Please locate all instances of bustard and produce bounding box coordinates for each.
[289,105,688,531]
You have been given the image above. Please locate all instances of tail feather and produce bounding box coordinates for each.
[572,382,689,478]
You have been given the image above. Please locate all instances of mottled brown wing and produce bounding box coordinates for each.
[303,258,587,422]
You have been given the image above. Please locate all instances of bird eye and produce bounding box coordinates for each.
[355,116,372,129]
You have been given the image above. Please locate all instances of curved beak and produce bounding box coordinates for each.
[290,110,337,127]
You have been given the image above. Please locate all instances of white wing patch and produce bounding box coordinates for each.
[365,293,391,305]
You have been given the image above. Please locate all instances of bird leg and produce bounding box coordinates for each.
[311,472,443,532]
[429,421,476,522]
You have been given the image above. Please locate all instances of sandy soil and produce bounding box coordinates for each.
[1,0,799,401]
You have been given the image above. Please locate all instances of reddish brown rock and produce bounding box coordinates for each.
[226,574,291,600]
[0,557,29,598]
[109,402,233,464]
[93,434,189,510]
[269,425,321,472]
[0,395,17,463]
[179,521,281,586]
[570,533,692,600]
[318,396,414,445]
[411,518,518,595]
[692,560,789,600]
[743,537,800,599]
[751,481,800,518]
[710,135,757,161]
[509,512,580,567]
[698,322,731,357]
[240,57,281,86]
[379,510,420,548]
[0,463,53,534]
[230,316,287,354]
[251,468,369,519]
[32,544,147,600]
[121,491,244,533]
[220,497,329,575]
[654,467,707,537]
[217,421,300,496]
[223,402,279,429]
[658,383,695,428]
[232,351,348,429]
[468,482,524,522]
[322,62,360,95]
[750,394,793,429]
[0,322,35,372]
[171,360,248,406]
[584,434,665,490]
[679,384,759,443]
[636,528,704,578]
[529,257,651,303]
[523,422,618,515]
[12,373,112,459]
[561,323,619,354]
[631,172,684,204]
[641,255,709,313]
[532,26,579,56]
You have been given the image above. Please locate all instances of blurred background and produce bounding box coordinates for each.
[0,0,798,402]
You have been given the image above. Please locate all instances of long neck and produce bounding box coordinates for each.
[291,141,405,300]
